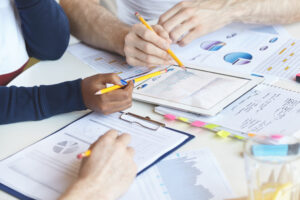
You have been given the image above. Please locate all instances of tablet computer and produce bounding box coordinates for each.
[133,65,264,116]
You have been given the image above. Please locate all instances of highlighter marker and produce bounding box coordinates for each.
[252,143,300,156]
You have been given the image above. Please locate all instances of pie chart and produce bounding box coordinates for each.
[53,141,79,154]
[200,41,226,51]
[224,52,253,65]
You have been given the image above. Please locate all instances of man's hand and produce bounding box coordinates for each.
[124,24,175,67]
[60,130,137,200]
[158,0,233,46]
[81,74,134,115]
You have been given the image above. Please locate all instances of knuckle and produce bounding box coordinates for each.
[143,43,152,52]
[170,32,179,40]
[145,56,152,63]
[126,57,135,65]
[178,1,187,7]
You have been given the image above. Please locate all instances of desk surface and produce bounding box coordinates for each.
[1,23,300,199]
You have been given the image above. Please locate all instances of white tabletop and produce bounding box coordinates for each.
[1,22,300,199]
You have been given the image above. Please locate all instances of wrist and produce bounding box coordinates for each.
[222,0,250,24]
[115,25,131,56]
[60,179,113,200]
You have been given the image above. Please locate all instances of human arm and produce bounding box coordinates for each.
[15,0,70,60]
[0,74,133,125]
[60,130,137,200]
[60,0,174,67]
[60,0,129,56]
[158,0,300,46]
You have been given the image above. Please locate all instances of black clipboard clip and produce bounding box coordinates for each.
[119,112,165,131]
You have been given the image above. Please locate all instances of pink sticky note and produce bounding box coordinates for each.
[191,121,206,127]
[271,134,283,140]
[164,114,176,121]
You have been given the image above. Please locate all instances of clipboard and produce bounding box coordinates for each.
[0,112,194,200]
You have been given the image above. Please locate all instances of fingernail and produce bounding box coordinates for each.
[121,79,128,86]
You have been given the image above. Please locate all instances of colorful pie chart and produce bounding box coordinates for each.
[200,41,226,51]
[224,52,253,65]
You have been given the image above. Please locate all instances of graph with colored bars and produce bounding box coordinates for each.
[254,39,300,80]
[84,51,150,79]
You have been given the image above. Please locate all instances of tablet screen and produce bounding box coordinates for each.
[134,66,250,110]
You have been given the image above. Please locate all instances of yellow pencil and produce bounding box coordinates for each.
[135,12,186,70]
[77,149,91,159]
[95,69,168,95]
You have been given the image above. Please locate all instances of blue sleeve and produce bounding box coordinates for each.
[15,0,70,60]
[0,80,86,125]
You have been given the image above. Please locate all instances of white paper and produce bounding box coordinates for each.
[0,112,189,200]
[172,24,294,81]
[253,39,300,80]
[121,149,235,200]
[68,43,151,79]
[155,84,300,136]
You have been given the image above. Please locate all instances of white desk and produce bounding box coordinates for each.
[1,23,300,199]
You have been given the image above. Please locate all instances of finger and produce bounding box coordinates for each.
[89,129,119,150]
[126,47,171,66]
[102,80,133,101]
[161,8,193,33]
[153,25,172,43]
[169,17,198,42]
[123,80,134,93]
[126,33,170,60]
[98,73,123,86]
[126,56,151,67]
[158,2,188,25]
[133,24,170,50]
[117,133,131,145]
[127,146,135,156]
[99,97,132,115]
[178,27,201,46]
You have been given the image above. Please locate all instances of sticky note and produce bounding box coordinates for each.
[191,121,206,127]
[234,135,245,140]
[203,124,219,130]
[271,134,283,140]
[248,133,256,137]
[216,130,231,138]
[164,114,176,121]
[178,117,189,123]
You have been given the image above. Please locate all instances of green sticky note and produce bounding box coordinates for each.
[204,124,219,130]
[216,130,231,138]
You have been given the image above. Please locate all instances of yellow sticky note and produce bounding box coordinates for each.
[234,135,245,140]
[216,130,231,138]
[204,124,219,130]
[178,117,189,123]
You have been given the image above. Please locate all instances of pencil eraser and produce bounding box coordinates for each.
[77,154,82,159]
[164,114,176,121]
[191,121,206,128]
[296,73,300,83]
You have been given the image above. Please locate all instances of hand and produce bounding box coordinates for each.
[60,130,137,200]
[124,24,175,67]
[81,73,134,115]
[158,0,233,46]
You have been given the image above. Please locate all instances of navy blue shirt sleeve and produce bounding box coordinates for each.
[0,80,86,125]
[15,0,70,60]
